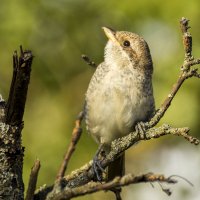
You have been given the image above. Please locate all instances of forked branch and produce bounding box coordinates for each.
[34,17,199,200]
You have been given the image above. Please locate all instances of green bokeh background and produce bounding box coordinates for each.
[0,0,199,199]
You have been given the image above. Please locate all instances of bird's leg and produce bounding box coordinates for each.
[135,121,147,139]
[92,143,106,182]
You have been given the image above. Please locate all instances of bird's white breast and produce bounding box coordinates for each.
[85,63,154,145]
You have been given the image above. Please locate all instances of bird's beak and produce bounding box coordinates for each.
[102,27,119,45]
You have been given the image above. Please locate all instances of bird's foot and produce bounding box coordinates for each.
[135,121,147,139]
[92,145,106,182]
[93,156,105,182]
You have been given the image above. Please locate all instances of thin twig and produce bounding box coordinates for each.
[145,17,199,129]
[25,160,41,200]
[56,111,84,181]
[64,160,93,181]
[81,54,97,68]
[158,182,172,196]
[180,17,192,60]
[50,173,177,200]
[168,175,193,187]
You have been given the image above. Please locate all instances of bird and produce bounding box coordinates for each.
[85,27,155,181]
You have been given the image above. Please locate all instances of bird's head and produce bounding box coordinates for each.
[102,27,153,73]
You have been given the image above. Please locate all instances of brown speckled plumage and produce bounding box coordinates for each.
[85,27,155,180]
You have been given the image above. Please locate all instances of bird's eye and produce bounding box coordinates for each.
[123,40,130,47]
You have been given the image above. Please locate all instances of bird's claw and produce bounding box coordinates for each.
[135,121,147,139]
[92,157,105,182]
[92,147,106,182]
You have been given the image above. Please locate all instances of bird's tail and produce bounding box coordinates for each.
[107,153,125,181]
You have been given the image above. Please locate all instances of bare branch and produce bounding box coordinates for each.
[64,160,93,181]
[5,46,33,125]
[49,173,177,200]
[25,160,41,200]
[145,17,200,129]
[183,58,200,69]
[62,126,193,191]
[180,17,192,60]
[0,46,33,200]
[56,111,84,181]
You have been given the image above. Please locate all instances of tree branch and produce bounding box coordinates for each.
[0,46,33,200]
[56,111,84,181]
[63,124,198,188]
[34,124,199,199]
[5,46,33,125]
[25,160,41,200]
[48,173,177,200]
[144,17,200,129]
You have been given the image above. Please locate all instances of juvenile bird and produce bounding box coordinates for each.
[85,27,155,181]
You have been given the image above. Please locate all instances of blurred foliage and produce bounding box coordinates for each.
[0,0,199,199]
